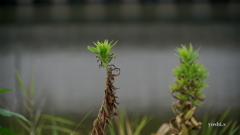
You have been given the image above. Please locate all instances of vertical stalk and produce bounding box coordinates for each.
[156,44,209,135]
[169,44,209,135]
[88,40,120,135]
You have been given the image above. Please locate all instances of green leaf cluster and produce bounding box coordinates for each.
[87,40,117,67]
[169,44,209,106]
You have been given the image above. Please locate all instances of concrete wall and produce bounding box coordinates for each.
[0,22,239,116]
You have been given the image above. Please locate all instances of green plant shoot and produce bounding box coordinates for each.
[157,44,210,135]
[170,43,209,106]
[88,40,117,68]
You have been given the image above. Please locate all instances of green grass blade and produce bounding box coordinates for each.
[107,120,116,135]
[133,116,148,135]
[15,69,28,99]
[0,108,29,122]
[239,128,240,135]
[119,111,126,135]
[229,126,240,135]
[49,110,58,135]
[30,66,35,106]
[41,114,77,126]
[23,100,32,115]
[114,115,124,135]
[219,120,232,135]
[51,119,58,135]
[43,125,83,135]
[206,116,216,135]
[206,125,214,135]
[218,108,231,122]
[0,89,12,94]
[72,110,93,134]
[15,118,31,132]
[211,129,218,135]
[124,111,132,135]
[15,69,33,116]
[229,120,238,135]
[200,112,209,135]
[131,113,140,130]
[35,119,47,135]
[32,98,46,132]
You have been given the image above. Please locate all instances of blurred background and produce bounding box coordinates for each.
[0,0,240,134]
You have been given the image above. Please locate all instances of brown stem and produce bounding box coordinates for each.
[91,64,120,135]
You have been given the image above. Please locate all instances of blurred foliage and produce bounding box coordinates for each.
[154,108,240,135]
[197,108,240,135]
[107,110,152,135]
[0,88,29,135]
[161,44,209,135]
[170,44,209,106]
[8,68,89,135]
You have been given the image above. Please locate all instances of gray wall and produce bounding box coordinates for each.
[0,22,239,116]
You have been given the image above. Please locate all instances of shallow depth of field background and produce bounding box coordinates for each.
[0,0,240,134]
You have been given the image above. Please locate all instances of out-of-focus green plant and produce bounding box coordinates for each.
[108,111,151,135]
[155,108,240,135]
[0,89,29,123]
[13,68,87,135]
[0,88,29,135]
[170,44,209,106]
[156,44,209,135]
[170,44,209,135]
[88,40,120,135]
[14,68,48,135]
[40,110,92,135]
[0,126,16,135]
[198,108,240,135]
